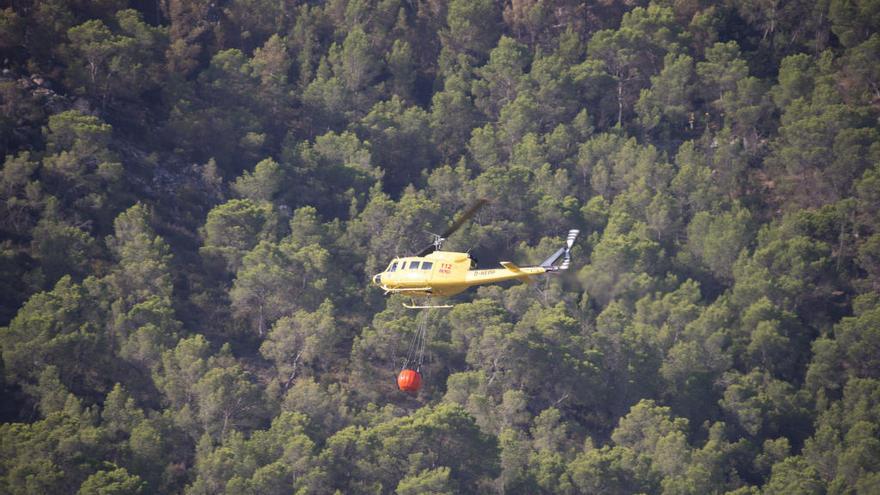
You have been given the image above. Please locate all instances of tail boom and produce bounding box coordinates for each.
[464,229,579,286]
[465,263,547,286]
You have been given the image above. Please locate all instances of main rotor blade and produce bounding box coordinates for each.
[415,243,436,257]
[412,199,488,257]
[440,199,488,239]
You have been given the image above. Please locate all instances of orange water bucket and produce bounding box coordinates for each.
[397,368,422,392]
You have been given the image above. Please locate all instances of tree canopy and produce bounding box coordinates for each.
[1,0,879,493]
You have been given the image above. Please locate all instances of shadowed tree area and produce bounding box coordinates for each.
[1,0,879,493]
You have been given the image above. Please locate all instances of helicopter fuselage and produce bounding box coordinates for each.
[372,250,549,297]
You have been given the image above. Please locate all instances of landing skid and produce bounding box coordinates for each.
[404,298,453,309]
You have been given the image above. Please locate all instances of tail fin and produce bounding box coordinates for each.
[540,247,566,268]
[540,229,579,271]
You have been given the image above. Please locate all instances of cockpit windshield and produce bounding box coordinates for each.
[387,261,398,272]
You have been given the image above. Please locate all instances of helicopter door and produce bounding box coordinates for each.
[403,261,417,282]
[419,261,434,286]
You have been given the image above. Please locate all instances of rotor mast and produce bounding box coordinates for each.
[415,199,488,256]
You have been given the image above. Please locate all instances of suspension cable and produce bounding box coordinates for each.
[416,312,428,369]
[402,310,429,371]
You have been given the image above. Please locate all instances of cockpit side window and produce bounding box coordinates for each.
[422,262,433,270]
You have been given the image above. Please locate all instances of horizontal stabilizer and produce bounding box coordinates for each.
[501,261,536,284]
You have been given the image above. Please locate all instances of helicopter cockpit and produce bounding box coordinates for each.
[373,258,438,286]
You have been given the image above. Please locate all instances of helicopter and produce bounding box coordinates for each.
[371,199,579,308]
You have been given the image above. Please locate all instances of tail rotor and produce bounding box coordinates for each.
[540,229,580,271]
[559,229,579,270]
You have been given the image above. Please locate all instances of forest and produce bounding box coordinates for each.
[1,0,879,493]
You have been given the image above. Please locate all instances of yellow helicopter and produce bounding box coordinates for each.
[371,200,579,308]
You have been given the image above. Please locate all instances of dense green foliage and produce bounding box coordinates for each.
[1,0,879,493]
